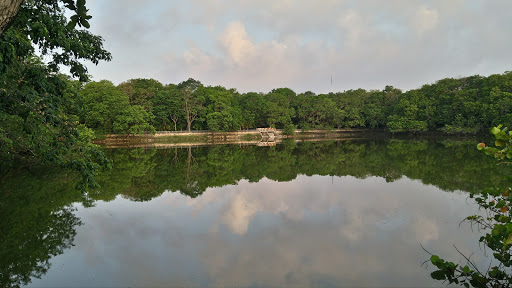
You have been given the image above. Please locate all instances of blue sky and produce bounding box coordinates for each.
[83,0,512,93]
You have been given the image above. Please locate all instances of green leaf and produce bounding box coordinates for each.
[431,270,446,280]
[80,19,90,29]
[62,0,76,10]
[463,265,470,274]
[430,255,440,265]
[499,216,511,223]
[506,234,512,245]
[77,0,86,13]
[495,140,505,147]
[491,126,501,135]
[66,19,77,29]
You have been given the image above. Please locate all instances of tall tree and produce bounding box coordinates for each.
[117,78,163,110]
[265,88,295,128]
[240,92,267,129]
[199,86,242,131]
[152,84,184,131]
[177,78,204,132]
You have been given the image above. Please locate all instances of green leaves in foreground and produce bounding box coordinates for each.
[430,253,491,287]
[64,0,92,29]
[478,126,512,160]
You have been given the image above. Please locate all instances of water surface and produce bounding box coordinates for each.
[1,138,509,287]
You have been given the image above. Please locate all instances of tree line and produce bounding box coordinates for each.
[76,72,512,135]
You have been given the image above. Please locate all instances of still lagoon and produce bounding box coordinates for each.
[1,138,510,287]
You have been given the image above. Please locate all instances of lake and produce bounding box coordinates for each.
[1,137,510,287]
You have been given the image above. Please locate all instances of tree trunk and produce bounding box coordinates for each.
[171,115,178,131]
[186,120,191,132]
[0,0,23,35]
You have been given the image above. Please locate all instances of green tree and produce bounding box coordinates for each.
[80,80,154,134]
[295,93,338,129]
[199,85,242,131]
[117,78,163,110]
[0,0,111,187]
[330,89,368,128]
[265,89,295,128]
[240,92,267,129]
[177,78,204,132]
[151,84,184,131]
[386,90,430,132]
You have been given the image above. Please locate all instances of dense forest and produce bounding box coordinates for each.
[76,72,512,136]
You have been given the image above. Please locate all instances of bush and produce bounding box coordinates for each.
[440,125,480,135]
[282,124,296,136]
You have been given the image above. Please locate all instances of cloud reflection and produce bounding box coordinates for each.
[30,175,484,287]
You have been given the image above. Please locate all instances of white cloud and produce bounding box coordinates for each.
[413,6,440,35]
[337,9,366,48]
[84,0,512,93]
[219,21,256,66]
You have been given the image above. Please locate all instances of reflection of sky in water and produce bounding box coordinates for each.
[28,175,485,287]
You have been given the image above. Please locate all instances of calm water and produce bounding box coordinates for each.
[1,138,510,287]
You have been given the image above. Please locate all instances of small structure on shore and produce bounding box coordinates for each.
[257,128,276,141]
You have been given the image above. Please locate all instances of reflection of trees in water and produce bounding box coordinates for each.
[0,208,82,288]
[0,168,84,288]
[0,138,510,286]
[92,138,512,201]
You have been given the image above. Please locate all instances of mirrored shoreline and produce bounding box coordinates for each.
[0,138,508,287]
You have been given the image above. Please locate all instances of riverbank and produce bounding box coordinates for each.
[92,128,486,149]
[92,129,385,148]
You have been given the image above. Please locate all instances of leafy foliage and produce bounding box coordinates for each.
[79,80,154,134]
[80,71,512,135]
[0,0,111,189]
[282,123,296,136]
[71,70,512,136]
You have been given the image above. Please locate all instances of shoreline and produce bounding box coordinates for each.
[92,129,485,149]
[93,129,385,148]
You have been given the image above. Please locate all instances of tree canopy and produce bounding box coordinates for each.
[0,0,111,188]
[66,71,512,135]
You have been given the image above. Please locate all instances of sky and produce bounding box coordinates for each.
[83,0,512,94]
